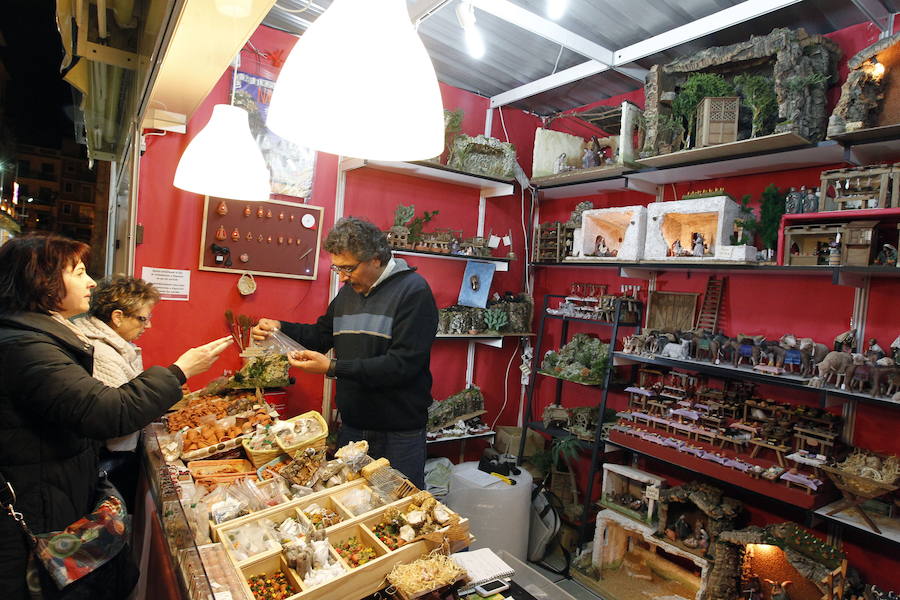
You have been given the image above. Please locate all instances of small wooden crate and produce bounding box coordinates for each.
[841,220,879,266]
[783,223,846,266]
[218,482,470,600]
[695,97,739,148]
[820,164,893,211]
[534,221,573,263]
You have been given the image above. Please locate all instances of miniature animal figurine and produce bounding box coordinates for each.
[731,334,765,367]
[710,333,734,365]
[660,338,691,359]
[846,354,872,392]
[817,350,855,386]
[764,579,793,600]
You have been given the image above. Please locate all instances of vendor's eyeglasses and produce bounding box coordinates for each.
[330,262,360,275]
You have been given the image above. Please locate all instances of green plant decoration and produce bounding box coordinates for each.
[757,183,786,251]
[407,209,438,245]
[733,74,777,138]
[393,204,416,227]
[656,113,685,151]
[672,73,735,149]
[732,194,758,245]
[785,72,828,93]
[444,108,464,164]
[483,307,509,333]
[551,435,581,470]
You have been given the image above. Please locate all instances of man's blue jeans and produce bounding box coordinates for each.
[337,424,426,489]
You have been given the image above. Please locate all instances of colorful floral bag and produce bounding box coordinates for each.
[2,474,132,596]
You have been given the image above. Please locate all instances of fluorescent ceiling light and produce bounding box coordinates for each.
[546,0,568,20]
[456,1,485,59]
[267,0,444,161]
[173,104,271,201]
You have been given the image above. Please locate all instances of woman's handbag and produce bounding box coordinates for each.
[1,474,136,598]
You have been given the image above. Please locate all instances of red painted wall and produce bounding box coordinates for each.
[134,20,900,591]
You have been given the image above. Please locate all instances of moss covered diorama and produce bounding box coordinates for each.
[230,353,291,389]
[540,333,610,384]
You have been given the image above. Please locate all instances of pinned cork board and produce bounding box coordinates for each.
[199,196,324,280]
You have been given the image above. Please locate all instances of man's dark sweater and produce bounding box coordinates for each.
[280,259,438,431]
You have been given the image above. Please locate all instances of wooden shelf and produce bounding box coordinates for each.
[527,421,600,451]
[426,430,496,444]
[627,138,843,186]
[339,157,515,198]
[638,132,813,168]
[614,352,900,409]
[436,332,534,339]
[532,164,630,187]
[606,429,834,510]
[531,261,900,286]
[537,370,605,387]
[393,249,511,271]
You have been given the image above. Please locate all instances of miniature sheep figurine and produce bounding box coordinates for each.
[660,338,691,359]
[817,351,855,387]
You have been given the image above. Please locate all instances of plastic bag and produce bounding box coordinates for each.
[226,519,280,561]
[252,329,307,355]
[336,486,383,516]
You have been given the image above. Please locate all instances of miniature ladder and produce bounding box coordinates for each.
[695,276,723,333]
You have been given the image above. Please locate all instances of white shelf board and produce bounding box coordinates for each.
[816,500,900,544]
[538,176,639,199]
[340,158,514,198]
[393,250,510,271]
[627,140,844,186]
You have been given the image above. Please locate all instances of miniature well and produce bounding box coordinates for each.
[661,211,719,253]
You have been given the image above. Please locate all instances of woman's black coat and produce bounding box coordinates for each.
[0,312,182,598]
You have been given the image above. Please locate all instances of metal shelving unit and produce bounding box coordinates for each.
[517,295,642,548]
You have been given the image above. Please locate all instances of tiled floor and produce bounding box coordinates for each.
[526,554,607,600]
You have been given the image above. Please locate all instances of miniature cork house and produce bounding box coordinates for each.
[600,464,665,526]
[577,205,647,260]
[695,97,739,148]
[783,222,846,266]
[591,509,710,600]
[841,220,879,266]
[644,196,758,262]
[820,164,894,211]
[705,523,846,600]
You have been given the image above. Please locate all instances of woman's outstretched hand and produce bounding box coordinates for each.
[174,336,233,378]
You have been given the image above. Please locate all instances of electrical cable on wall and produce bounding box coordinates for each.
[490,338,521,432]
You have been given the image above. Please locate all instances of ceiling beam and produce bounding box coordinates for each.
[849,0,892,33]
[409,0,453,25]
[490,0,804,109]
[613,0,804,65]
[490,60,612,108]
[469,0,615,65]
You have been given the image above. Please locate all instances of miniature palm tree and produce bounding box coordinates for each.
[483,307,509,333]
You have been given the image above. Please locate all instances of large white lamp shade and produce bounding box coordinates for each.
[266,0,445,161]
[174,104,271,201]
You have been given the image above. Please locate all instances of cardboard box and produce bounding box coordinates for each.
[495,426,545,457]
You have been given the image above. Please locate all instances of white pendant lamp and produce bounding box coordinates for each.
[173,104,271,201]
[266,0,445,161]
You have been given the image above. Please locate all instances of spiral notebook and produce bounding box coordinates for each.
[451,548,515,594]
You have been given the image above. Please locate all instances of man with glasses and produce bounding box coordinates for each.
[252,217,437,488]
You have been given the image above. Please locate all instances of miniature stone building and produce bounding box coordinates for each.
[644,196,758,261]
[577,205,648,260]
[829,30,900,135]
[642,28,838,157]
[655,482,743,560]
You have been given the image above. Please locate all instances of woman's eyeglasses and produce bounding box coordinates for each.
[330,262,360,275]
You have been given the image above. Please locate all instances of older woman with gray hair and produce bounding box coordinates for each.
[73,275,163,506]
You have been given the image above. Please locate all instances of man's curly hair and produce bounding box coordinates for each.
[324,217,392,263]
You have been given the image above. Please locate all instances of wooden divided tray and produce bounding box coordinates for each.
[212,479,471,600]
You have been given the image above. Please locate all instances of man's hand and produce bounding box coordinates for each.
[287,349,331,374]
[173,336,233,379]
[251,318,282,341]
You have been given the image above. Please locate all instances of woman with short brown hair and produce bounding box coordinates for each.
[0,234,231,599]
